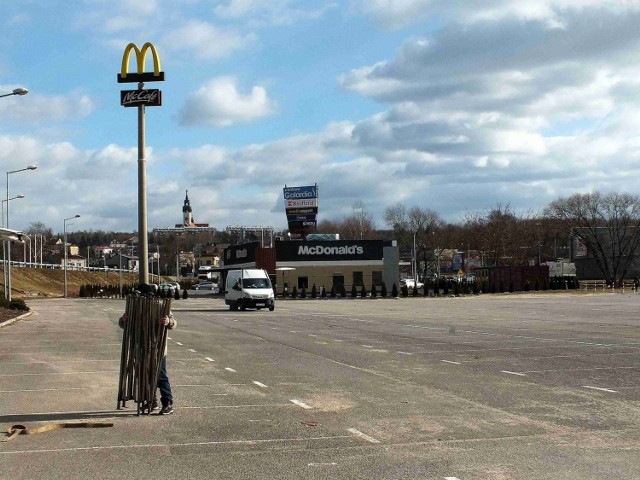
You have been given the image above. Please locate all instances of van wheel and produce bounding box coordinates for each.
[230,303,238,311]
[240,300,246,311]
[269,306,275,311]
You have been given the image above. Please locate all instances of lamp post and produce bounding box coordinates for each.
[1,194,24,298]
[0,87,28,99]
[6,166,36,300]
[63,215,80,298]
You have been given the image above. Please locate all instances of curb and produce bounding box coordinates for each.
[0,311,32,328]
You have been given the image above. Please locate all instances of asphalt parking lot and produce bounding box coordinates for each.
[1,292,640,479]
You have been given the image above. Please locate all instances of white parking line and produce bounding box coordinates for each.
[225,367,237,373]
[347,428,381,444]
[308,462,338,467]
[205,357,215,362]
[397,351,413,355]
[253,381,268,388]
[583,386,618,393]
[441,360,461,365]
[175,342,183,346]
[0,434,353,455]
[290,399,313,409]
[188,349,197,353]
[445,477,462,480]
[501,370,526,376]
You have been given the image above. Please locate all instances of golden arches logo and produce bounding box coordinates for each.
[117,42,165,83]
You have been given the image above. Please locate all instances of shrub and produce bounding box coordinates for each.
[0,298,29,311]
[360,285,367,298]
[391,283,398,297]
[301,288,307,299]
[412,286,418,297]
[341,285,347,298]
[381,282,387,298]
[371,284,377,298]
[174,288,181,300]
[311,284,317,299]
[330,285,337,298]
[351,284,358,298]
[182,289,189,299]
[321,285,327,298]
[292,286,298,298]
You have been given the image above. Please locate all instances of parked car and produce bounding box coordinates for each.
[194,281,219,293]
[158,283,177,295]
[400,278,424,289]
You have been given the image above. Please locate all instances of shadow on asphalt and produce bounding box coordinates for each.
[0,409,137,425]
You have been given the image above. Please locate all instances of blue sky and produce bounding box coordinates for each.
[2,1,640,234]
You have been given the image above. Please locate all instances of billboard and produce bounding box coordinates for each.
[284,184,318,237]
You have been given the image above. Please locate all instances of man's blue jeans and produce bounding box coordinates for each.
[158,356,173,404]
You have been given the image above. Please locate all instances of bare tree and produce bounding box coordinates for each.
[317,202,376,240]
[545,192,640,285]
[465,203,540,267]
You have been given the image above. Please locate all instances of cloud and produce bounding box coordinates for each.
[214,0,335,26]
[163,20,255,60]
[0,88,95,125]
[359,0,640,30]
[178,76,277,127]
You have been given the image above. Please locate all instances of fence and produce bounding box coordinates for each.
[580,280,637,292]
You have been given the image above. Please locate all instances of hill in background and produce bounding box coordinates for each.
[7,268,146,298]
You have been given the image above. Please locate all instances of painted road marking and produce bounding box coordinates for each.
[583,386,618,393]
[175,342,183,346]
[445,477,462,480]
[397,351,413,355]
[205,357,215,362]
[501,370,526,376]
[0,434,353,455]
[253,381,268,388]
[188,349,197,353]
[225,367,237,373]
[347,428,381,444]
[442,360,461,365]
[308,463,338,467]
[290,399,313,409]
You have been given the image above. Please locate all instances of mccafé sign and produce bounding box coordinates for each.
[118,42,164,108]
[120,89,162,107]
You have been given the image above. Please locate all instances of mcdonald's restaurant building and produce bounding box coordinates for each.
[223,240,399,293]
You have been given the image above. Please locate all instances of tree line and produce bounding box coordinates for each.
[23,191,640,285]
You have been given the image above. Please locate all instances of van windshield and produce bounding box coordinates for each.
[242,278,271,289]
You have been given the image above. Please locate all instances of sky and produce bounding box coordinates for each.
[2,0,640,235]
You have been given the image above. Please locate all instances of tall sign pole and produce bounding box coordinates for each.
[118,42,164,285]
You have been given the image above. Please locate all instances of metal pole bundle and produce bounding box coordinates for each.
[117,294,171,414]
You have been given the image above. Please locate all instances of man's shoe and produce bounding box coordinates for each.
[159,402,173,415]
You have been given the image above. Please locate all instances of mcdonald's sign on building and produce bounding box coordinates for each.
[117,42,165,83]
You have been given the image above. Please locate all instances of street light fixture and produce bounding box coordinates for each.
[63,214,81,298]
[5,166,37,300]
[0,87,29,98]
[1,194,23,298]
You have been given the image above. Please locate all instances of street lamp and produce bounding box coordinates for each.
[1,194,23,298]
[63,214,81,298]
[5,166,36,300]
[0,87,28,98]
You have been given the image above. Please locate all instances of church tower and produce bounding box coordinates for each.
[182,190,194,226]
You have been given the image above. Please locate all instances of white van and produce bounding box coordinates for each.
[225,269,275,311]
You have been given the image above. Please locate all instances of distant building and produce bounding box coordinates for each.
[175,190,209,228]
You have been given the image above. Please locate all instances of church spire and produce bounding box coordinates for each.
[182,190,194,226]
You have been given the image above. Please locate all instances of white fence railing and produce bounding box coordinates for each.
[4,261,135,273]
